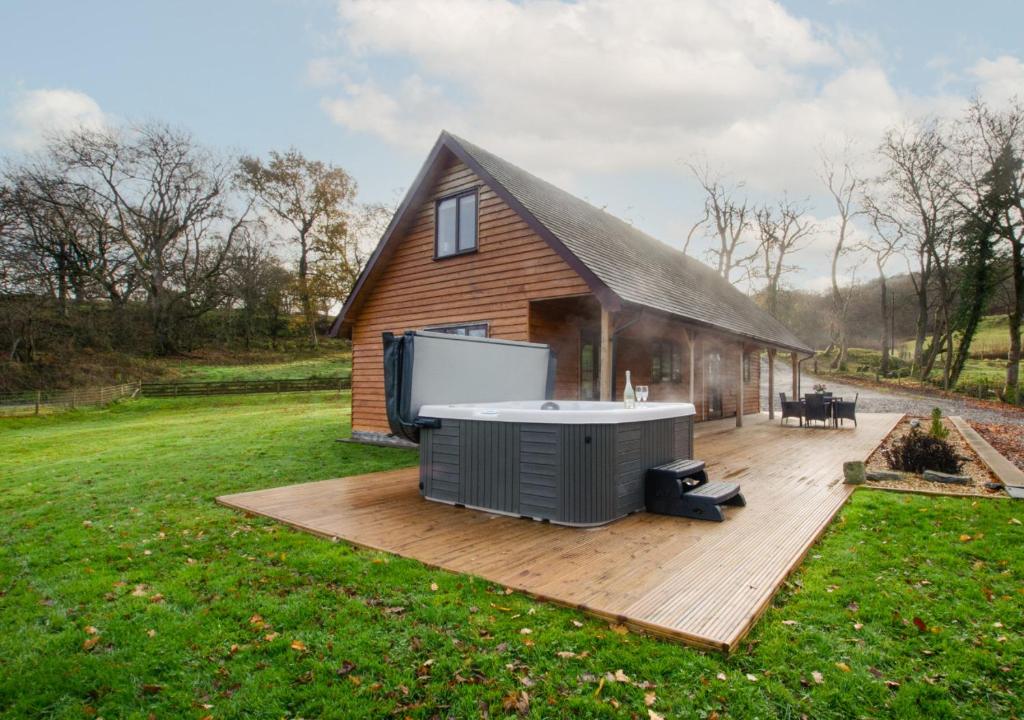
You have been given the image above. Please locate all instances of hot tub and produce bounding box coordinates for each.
[382,330,696,526]
[418,400,695,526]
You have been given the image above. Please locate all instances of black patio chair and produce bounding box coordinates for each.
[803,393,829,427]
[779,392,803,426]
[833,393,858,427]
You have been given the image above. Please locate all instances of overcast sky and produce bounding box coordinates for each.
[2,0,1022,293]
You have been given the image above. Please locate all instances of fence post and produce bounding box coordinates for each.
[35,390,41,415]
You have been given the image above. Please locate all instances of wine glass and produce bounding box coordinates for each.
[637,385,649,403]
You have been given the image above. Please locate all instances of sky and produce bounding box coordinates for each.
[1,0,1022,293]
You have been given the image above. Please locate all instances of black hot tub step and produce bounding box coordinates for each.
[648,459,707,485]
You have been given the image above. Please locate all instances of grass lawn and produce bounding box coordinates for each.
[156,347,351,383]
[1,395,1021,719]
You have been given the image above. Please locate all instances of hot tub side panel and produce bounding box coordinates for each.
[420,414,695,525]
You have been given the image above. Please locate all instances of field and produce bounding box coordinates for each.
[0,341,352,395]
[155,348,351,383]
[1,394,1022,718]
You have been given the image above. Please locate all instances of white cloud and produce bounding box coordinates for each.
[315,0,952,196]
[2,88,107,151]
[314,0,1020,290]
[970,55,1024,105]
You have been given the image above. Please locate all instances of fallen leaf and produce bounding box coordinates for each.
[644,691,657,706]
[648,711,665,720]
[82,636,101,651]
[290,639,307,652]
[264,632,279,641]
[835,662,851,673]
[614,669,630,683]
[84,626,99,635]
[1009,518,1022,526]
[885,680,901,689]
[811,671,824,684]
[148,593,164,604]
[338,660,356,675]
[746,673,758,682]
[141,684,162,695]
[146,629,156,638]
[502,690,530,715]
[854,622,864,631]
[781,620,798,626]
[716,672,727,681]
[959,534,972,543]
[519,628,532,635]
[609,623,629,635]
[430,582,438,591]
[556,651,577,659]
[131,584,149,597]
[572,620,584,628]
[912,617,928,633]
[593,677,605,696]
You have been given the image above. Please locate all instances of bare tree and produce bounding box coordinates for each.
[819,148,862,370]
[50,123,250,354]
[688,162,757,283]
[859,205,903,375]
[870,122,959,379]
[754,195,815,316]
[238,149,357,346]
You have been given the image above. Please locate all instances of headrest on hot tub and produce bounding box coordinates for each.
[382,330,556,444]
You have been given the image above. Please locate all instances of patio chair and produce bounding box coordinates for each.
[779,392,803,426]
[803,393,829,427]
[833,392,858,427]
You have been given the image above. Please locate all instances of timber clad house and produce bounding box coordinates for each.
[330,131,813,444]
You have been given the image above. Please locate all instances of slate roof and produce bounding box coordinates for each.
[331,131,812,354]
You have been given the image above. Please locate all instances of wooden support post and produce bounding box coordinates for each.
[599,307,613,401]
[767,348,776,420]
[791,352,799,399]
[35,390,41,416]
[736,345,744,428]
[686,330,696,404]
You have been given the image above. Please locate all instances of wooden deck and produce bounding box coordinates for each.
[218,412,901,651]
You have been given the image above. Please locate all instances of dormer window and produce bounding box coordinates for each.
[435,189,478,258]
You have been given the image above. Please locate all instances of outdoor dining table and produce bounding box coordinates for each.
[802,394,844,428]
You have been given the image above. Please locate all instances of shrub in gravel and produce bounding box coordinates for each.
[883,427,963,474]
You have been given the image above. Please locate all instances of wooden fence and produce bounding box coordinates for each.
[140,376,350,398]
[0,382,141,416]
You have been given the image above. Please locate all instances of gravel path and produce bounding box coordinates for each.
[759,356,1024,425]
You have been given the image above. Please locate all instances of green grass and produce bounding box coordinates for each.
[157,349,351,382]
[816,344,1019,399]
[898,315,1013,361]
[1,395,1021,718]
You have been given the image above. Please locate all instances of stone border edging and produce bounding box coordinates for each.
[949,416,1024,492]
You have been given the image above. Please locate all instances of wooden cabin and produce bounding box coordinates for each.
[329,132,813,445]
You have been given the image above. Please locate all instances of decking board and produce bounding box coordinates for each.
[218,412,900,651]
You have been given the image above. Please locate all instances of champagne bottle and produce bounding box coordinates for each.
[623,370,636,409]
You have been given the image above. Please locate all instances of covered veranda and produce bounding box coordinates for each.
[528,295,809,426]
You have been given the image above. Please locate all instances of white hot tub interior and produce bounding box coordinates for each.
[418,400,696,424]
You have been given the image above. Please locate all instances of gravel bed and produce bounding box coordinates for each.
[864,416,1002,497]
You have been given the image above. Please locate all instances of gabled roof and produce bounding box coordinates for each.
[330,131,812,354]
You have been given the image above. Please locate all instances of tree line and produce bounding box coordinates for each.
[686,98,1024,403]
[0,122,388,360]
